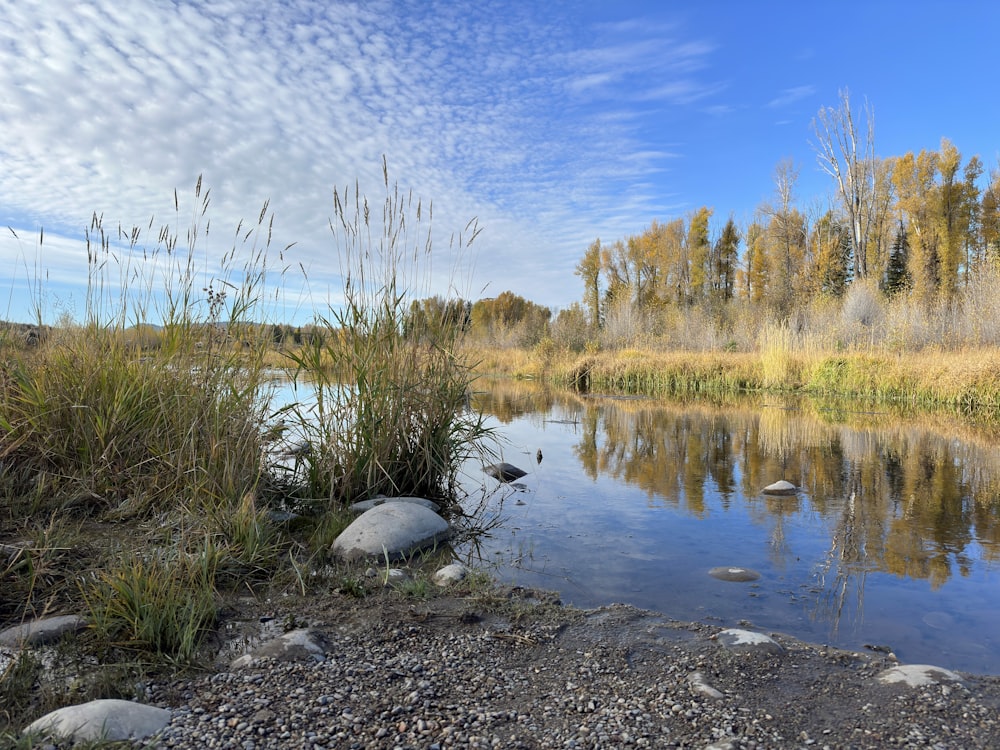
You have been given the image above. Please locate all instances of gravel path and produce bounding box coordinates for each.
[145,590,1000,749]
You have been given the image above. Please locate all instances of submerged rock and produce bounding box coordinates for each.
[708,566,761,582]
[484,462,528,482]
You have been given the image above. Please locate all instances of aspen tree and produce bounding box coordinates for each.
[576,239,603,328]
[813,89,879,279]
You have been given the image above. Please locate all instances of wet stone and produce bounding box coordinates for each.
[708,566,761,582]
[762,480,797,496]
[716,628,784,655]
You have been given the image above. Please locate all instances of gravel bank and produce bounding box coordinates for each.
[144,589,1000,749]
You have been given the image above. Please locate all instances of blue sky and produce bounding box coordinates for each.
[2,0,998,324]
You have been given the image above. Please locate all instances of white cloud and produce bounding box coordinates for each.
[0,0,720,323]
[767,85,816,108]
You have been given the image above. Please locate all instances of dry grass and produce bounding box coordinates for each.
[465,339,1000,417]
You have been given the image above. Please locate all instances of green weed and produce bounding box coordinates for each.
[80,545,218,663]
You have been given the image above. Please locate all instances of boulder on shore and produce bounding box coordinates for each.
[0,614,87,647]
[332,502,450,561]
[24,699,170,743]
[349,496,441,514]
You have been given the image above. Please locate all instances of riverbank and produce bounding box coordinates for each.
[6,557,1000,748]
[468,345,1000,417]
[142,584,1000,748]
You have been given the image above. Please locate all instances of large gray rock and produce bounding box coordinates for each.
[23,699,171,743]
[332,502,450,561]
[349,496,441,514]
[0,615,87,647]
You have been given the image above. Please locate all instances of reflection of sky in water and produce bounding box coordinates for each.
[454,393,1000,675]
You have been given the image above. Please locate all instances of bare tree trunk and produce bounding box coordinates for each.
[813,89,877,280]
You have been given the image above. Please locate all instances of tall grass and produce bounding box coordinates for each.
[0,180,280,519]
[285,163,494,506]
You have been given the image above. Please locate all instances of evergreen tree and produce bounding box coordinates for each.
[713,217,740,301]
[884,222,912,296]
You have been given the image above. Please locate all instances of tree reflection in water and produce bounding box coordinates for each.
[465,378,1000,673]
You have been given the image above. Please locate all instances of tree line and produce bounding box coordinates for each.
[391,92,999,352]
[576,91,1000,327]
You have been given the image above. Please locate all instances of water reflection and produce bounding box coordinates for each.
[463,379,1000,673]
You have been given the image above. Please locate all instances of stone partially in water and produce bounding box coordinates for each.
[708,566,761,582]
[484,462,528,482]
[762,480,797,496]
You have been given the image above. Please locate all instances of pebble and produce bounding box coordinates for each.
[123,602,1000,749]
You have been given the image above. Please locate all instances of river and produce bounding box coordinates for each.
[455,378,1000,675]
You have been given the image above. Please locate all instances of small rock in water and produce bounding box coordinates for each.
[484,462,528,482]
[762,480,797,496]
[708,566,761,582]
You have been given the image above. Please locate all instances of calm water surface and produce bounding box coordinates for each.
[455,380,1000,675]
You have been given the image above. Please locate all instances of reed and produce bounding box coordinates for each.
[283,163,494,506]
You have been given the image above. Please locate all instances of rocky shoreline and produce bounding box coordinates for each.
[11,581,1000,749]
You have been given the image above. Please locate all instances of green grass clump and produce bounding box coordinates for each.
[0,179,278,521]
[81,542,218,663]
[0,330,269,519]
